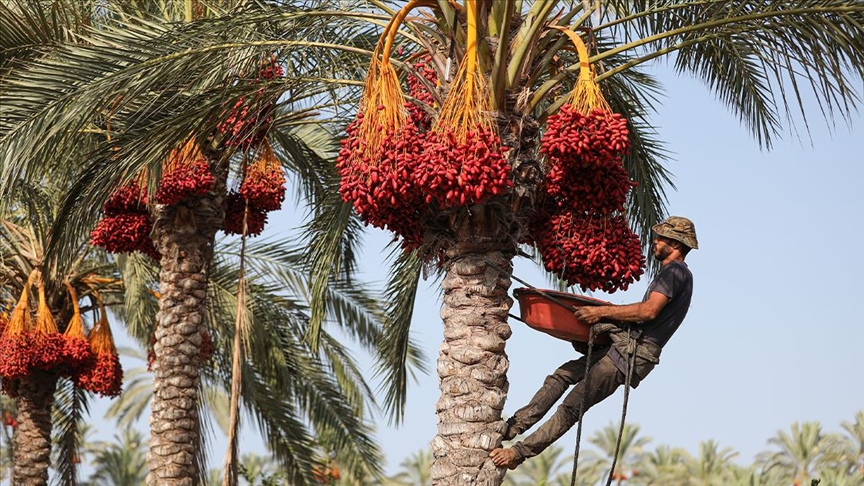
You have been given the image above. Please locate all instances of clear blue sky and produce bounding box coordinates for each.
[94,65,863,478]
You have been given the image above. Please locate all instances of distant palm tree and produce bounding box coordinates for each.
[756,421,838,485]
[722,464,778,486]
[209,452,291,485]
[810,466,862,486]
[386,449,433,486]
[839,411,864,476]
[683,440,739,484]
[503,443,570,486]
[84,426,148,486]
[237,452,285,485]
[631,444,690,485]
[588,422,651,484]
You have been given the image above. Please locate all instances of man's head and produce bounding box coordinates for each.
[652,216,698,260]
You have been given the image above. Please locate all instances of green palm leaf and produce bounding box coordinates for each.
[50,379,90,486]
[374,247,429,425]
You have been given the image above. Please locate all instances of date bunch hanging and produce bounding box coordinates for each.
[75,301,122,398]
[336,0,512,253]
[337,118,428,250]
[61,283,92,377]
[0,275,40,384]
[31,280,65,371]
[0,274,63,386]
[91,138,216,259]
[532,28,645,293]
[538,28,634,215]
[223,142,286,237]
[541,108,635,214]
[536,213,645,292]
[424,0,511,209]
[90,182,157,259]
[156,139,215,205]
[406,54,438,129]
[0,275,119,400]
[217,56,284,151]
[335,2,434,251]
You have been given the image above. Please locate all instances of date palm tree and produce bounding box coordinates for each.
[0,178,127,485]
[110,236,396,484]
[838,411,864,476]
[755,421,841,486]
[84,426,148,486]
[630,444,690,485]
[386,449,434,486]
[683,439,739,484]
[585,422,651,483]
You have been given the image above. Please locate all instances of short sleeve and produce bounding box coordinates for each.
[651,263,685,300]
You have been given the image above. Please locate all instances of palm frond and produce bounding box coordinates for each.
[114,253,160,346]
[673,34,780,147]
[199,238,387,483]
[596,1,864,148]
[200,383,231,436]
[50,378,90,486]
[0,3,382,267]
[103,366,152,431]
[0,0,90,71]
[374,247,429,425]
[298,178,368,349]
[194,378,211,486]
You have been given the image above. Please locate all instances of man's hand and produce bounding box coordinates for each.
[574,306,605,325]
[490,448,521,469]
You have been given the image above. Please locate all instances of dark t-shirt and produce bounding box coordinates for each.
[640,260,693,347]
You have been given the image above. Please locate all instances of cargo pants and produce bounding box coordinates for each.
[504,341,659,464]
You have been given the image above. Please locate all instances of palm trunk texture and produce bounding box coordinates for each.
[147,193,223,485]
[13,371,58,486]
[430,212,515,485]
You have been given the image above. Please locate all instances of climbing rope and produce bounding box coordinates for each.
[604,325,637,486]
[569,324,597,486]
[570,324,637,486]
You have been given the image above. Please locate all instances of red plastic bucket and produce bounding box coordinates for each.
[513,288,612,345]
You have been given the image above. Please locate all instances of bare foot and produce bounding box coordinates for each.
[490,447,520,469]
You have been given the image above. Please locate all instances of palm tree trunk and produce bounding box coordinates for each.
[430,208,515,486]
[147,193,223,485]
[13,370,58,486]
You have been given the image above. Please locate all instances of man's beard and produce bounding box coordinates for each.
[654,246,671,261]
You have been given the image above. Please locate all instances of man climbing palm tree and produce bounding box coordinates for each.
[491,216,698,469]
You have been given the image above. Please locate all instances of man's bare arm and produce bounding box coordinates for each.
[574,292,669,325]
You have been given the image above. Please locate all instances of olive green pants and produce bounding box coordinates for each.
[505,348,637,463]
